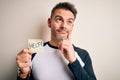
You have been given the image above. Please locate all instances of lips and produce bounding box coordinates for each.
[57,29,68,34]
[58,32,66,34]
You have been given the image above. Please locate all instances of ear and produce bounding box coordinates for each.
[48,18,51,28]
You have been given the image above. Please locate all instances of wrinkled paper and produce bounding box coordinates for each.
[28,39,44,53]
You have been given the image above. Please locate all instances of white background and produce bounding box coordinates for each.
[0,0,120,80]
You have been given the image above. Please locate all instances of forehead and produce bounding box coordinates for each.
[52,9,75,20]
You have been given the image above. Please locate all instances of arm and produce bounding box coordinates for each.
[68,49,97,80]
[17,67,31,80]
[17,75,30,80]
[58,33,96,80]
[16,49,33,80]
[17,70,34,80]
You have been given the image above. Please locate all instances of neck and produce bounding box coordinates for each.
[49,36,61,48]
[49,39,59,48]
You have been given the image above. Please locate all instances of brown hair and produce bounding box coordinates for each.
[50,2,77,19]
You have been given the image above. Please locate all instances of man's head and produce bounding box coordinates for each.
[50,2,77,19]
[48,2,77,42]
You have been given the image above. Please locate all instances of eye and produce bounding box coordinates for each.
[55,17,63,22]
[67,20,74,25]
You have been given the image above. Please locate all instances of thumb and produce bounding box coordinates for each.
[28,49,34,55]
[22,49,34,55]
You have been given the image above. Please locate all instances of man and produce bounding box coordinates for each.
[16,2,97,80]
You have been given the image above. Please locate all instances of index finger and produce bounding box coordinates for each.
[67,32,72,41]
[21,49,33,55]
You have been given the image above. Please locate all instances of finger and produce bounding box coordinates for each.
[59,47,64,53]
[17,49,28,56]
[20,49,33,55]
[22,49,29,53]
[67,32,72,41]
[18,58,31,65]
[16,52,32,64]
[19,62,30,69]
[28,49,34,55]
[21,67,30,73]
[17,61,31,69]
[58,42,63,52]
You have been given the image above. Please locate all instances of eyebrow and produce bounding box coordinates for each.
[68,18,74,21]
[54,15,74,21]
[54,15,62,19]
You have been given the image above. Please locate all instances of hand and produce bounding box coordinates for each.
[58,33,76,63]
[16,49,33,78]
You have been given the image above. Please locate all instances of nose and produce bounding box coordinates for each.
[60,22,67,29]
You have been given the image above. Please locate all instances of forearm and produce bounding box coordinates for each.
[17,76,29,80]
[68,59,96,80]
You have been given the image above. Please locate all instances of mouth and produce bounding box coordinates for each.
[58,32,66,34]
[54,30,69,41]
[57,29,68,34]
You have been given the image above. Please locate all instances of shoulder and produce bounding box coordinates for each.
[44,42,49,46]
[31,42,49,60]
[73,44,88,56]
[73,45,92,64]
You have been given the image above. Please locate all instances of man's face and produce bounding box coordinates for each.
[48,9,75,41]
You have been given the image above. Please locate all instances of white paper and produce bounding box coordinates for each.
[28,39,44,53]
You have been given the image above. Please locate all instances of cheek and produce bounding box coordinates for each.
[51,23,59,30]
[51,25,57,32]
[68,26,73,32]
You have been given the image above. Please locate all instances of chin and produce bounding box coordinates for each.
[55,35,67,41]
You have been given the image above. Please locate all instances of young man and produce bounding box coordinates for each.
[16,2,97,80]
